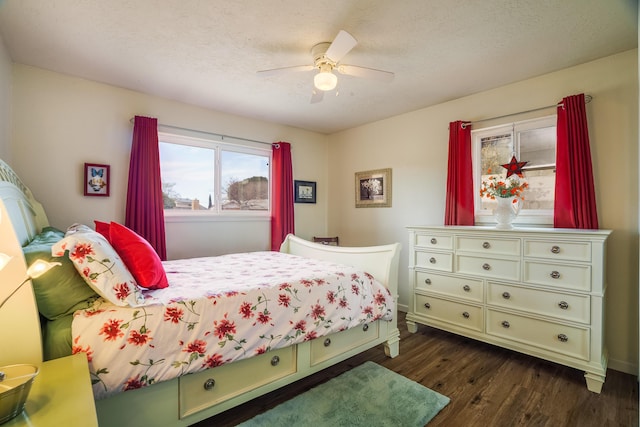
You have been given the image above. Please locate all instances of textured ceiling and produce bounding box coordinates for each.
[0,0,637,134]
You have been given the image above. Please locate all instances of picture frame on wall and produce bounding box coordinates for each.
[84,163,110,197]
[294,180,316,203]
[355,168,392,208]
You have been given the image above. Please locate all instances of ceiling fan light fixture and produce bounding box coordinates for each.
[314,70,337,91]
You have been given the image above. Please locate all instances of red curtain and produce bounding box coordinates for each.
[554,94,599,229]
[444,121,475,225]
[125,116,167,260]
[270,142,295,251]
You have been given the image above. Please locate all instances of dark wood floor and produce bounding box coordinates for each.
[195,312,638,427]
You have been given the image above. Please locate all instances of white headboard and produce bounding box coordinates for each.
[0,158,49,366]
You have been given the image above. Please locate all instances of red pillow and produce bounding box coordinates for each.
[106,222,169,289]
[94,220,111,240]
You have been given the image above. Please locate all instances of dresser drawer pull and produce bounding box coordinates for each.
[557,334,569,343]
[429,257,436,264]
[430,238,437,244]
[502,292,511,299]
[550,271,561,279]
[271,356,280,366]
[501,320,510,328]
[424,278,431,285]
[203,378,216,391]
[551,245,561,254]
[463,285,471,292]
[482,263,491,271]
[482,241,491,249]
[423,302,431,309]
[558,301,569,310]
[362,323,369,332]
[462,311,470,319]
[324,338,331,347]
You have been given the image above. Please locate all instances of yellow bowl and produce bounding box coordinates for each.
[0,364,39,424]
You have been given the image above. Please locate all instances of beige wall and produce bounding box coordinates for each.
[0,34,11,161]
[9,65,329,259]
[328,49,639,374]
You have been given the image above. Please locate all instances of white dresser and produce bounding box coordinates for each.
[406,226,611,393]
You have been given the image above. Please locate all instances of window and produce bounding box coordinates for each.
[472,115,556,226]
[158,132,270,217]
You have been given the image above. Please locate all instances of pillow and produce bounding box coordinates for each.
[94,220,110,240]
[107,222,169,289]
[22,227,100,320]
[52,224,145,307]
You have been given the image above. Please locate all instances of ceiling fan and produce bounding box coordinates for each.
[257,30,394,103]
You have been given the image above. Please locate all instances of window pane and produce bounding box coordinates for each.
[221,150,269,211]
[159,142,215,211]
[518,126,556,210]
[479,133,513,211]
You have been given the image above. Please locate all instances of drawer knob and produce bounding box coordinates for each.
[430,238,437,244]
[203,378,216,391]
[429,257,436,264]
[558,301,569,310]
[482,241,491,249]
[501,320,510,328]
[463,285,471,292]
[482,263,491,271]
[557,334,569,343]
[424,302,431,309]
[550,271,561,279]
[424,278,432,285]
[324,338,331,347]
[462,311,470,319]
[362,323,369,332]
[551,245,561,254]
[271,356,280,366]
[502,292,511,299]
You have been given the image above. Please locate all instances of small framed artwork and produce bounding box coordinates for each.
[84,163,110,197]
[355,168,392,208]
[294,180,316,203]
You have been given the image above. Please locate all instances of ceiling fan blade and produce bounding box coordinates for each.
[257,65,314,77]
[337,65,394,82]
[325,30,357,63]
[310,89,324,104]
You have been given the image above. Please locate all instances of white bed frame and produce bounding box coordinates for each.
[0,159,401,426]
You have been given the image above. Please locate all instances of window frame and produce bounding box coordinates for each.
[472,115,557,227]
[158,131,272,222]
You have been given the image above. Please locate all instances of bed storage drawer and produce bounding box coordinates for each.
[310,321,380,366]
[179,346,296,418]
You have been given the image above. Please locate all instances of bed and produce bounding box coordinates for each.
[0,158,401,426]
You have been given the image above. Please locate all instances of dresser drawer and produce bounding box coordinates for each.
[415,271,483,302]
[415,250,453,272]
[487,282,590,324]
[414,233,453,250]
[179,346,296,418]
[456,236,520,256]
[456,255,520,281]
[414,294,483,332]
[486,309,589,360]
[524,239,591,262]
[524,261,591,291]
[310,322,379,366]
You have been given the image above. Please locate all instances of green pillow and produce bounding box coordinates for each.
[22,226,99,320]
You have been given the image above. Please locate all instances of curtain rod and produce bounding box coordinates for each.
[129,117,272,146]
[460,94,592,129]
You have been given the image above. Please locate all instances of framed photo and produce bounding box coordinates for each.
[84,163,110,197]
[294,180,316,203]
[355,168,392,208]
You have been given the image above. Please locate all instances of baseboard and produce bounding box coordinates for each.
[608,357,638,377]
[397,304,408,313]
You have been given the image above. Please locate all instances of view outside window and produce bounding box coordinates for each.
[159,136,270,213]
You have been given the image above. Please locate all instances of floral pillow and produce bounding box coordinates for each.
[52,224,145,307]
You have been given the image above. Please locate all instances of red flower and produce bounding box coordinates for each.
[256,311,271,325]
[128,330,152,346]
[203,353,225,368]
[99,318,124,341]
[164,307,183,323]
[255,346,268,355]
[363,306,374,315]
[278,294,291,307]
[278,282,292,290]
[351,273,359,281]
[70,243,94,262]
[351,284,360,295]
[326,291,336,304]
[374,291,387,305]
[304,331,318,341]
[338,298,348,309]
[184,339,207,354]
[82,267,91,278]
[213,316,236,339]
[300,279,314,287]
[123,375,144,391]
[310,304,325,320]
[239,302,253,319]
[293,320,306,332]
[71,344,93,362]
[114,283,132,300]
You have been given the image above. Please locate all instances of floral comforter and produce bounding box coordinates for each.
[71,251,395,400]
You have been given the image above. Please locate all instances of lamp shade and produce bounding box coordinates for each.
[314,71,337,91]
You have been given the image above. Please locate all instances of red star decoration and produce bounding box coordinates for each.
[501,155,528,178]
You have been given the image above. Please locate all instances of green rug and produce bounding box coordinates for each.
[238,361,450,426]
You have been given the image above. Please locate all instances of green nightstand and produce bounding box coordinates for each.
[4,353,98,426]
